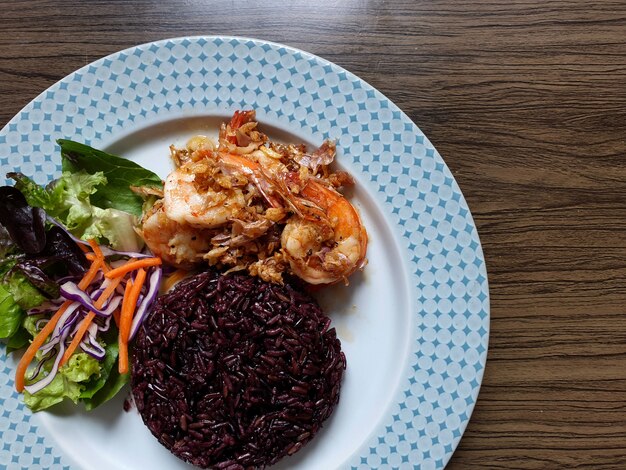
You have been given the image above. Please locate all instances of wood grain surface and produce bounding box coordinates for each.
[1,0,625,468]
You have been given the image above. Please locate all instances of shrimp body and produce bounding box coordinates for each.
[164,160,246,228]
[138,199,212,268]
[281,179,367,285]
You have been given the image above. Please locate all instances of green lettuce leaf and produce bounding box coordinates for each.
[59,139,162,216]
[82,366,129,411]
[51,171,108,233]
[23,351,102,412]
[10,171,143,251]
[0,284,24,339]
[5,272,46,310]
[80,336,119,400]
[24,372,83,411]
[23,314,43,337]
[62,352,101,383]
[6,172,56,210]
[81,330,129,411]
[82,207,143,253]
[5,326,30,352]
[11,170,107,228]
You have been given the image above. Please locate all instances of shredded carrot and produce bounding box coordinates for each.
[87,239,104,261]
[118,341,128,375]
[105,257,161,279]
[15,258,103,392]
[118,278,135,374]
[59,275,124,366]
[79,259,103,289]
[78,242,90,253]
[118,268,147,374]
[163,269,189,292]
[85,253,110,273]
[121,269,146,341]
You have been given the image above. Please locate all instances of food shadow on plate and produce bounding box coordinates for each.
[44,387,129,427]
[315,268,366,318]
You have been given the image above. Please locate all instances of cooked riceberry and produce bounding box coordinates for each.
[131,270,345,469]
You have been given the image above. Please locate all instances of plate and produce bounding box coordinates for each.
[0,37,489,470]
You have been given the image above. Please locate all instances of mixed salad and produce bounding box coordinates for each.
[0,140,163,411]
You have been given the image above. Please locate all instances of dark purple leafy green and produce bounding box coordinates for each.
[0,187,46,254]
[10,227,88,299]
[0,187,87,299]
[42,226,88,275]
[0,225,14,258]
[11,259,61,299]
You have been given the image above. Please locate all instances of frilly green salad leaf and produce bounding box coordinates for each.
[82,207,144,253]
[24,352,101,412]
[59,139,163,216]
[24,371,84,411]
[0,284,24,339]
[10,170,144,252]
[4,271,46,310]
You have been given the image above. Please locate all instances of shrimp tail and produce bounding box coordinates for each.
[220,110,258,146]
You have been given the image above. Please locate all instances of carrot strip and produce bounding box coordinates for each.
[87,239,109,272]
[118,268,147,374]
[105,258,161,279]
[15,258,102,392]
[121,269,146,340]
[78,242,90,253]
[59,275,124,366]
[112,308,121,328]
[79,259,103,290]
[99,277,124,303]
[118,341,128,374]
[87,239,104,261]
[85,253,110,273]
[118,279,135,374]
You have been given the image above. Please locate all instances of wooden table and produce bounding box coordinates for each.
[2,1,625,468]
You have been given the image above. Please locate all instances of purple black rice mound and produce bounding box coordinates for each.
[131,270,346,470]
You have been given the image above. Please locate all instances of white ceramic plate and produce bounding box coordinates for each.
[0,37,489,470]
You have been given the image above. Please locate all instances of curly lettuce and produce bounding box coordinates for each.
[0,284,24,339]
[10,171,143,252]
[24,352,101,412]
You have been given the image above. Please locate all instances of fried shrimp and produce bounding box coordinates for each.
[137,110,368,284]
[138,199,212,269]
[163,159,247,228]
[281,179,368,285]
